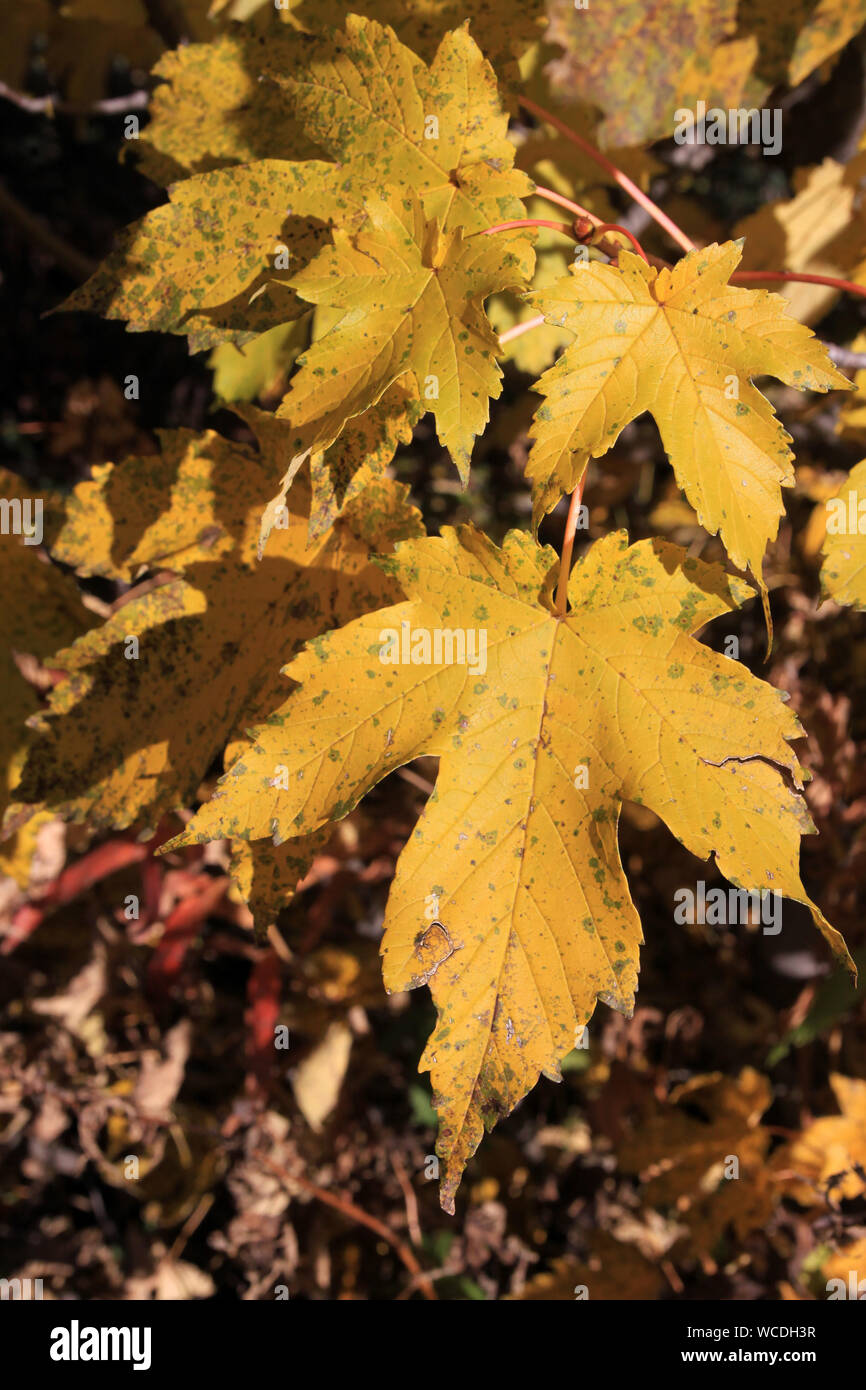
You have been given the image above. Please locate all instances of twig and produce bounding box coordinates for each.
[532,184,600,223]
[390,1151,423,1249]
[593,221,649,263]
[0,80,149,117]
[519,96,696,255]
[0,181,96,282]
[483,218,577,239]
[555,479,587,616]
[821,341,866,372]
[253,1151,437,1301]
[396,764,436,795]
[499,312,547,346]
[731,269,866,302]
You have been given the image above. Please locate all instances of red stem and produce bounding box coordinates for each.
[519,96,696,255]
[730,269,866,301]
[556,479,587,616]
[594,222,649,263]
[532,184,600,225]
[499,312,547,346]
[482,217,577,239]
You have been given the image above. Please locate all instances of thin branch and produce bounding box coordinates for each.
[519,96,696,255]
[0,181,96,281]
[499,312,547,347]
[253,1151,438,1301]
[0,80,149,117]
[390,1151,423,1250]
[532,183,600,223]
[555,479,587,617]
[731,269,866,302]
[482,217,577,239]
[593,221,649,263]
[821,341,866,372]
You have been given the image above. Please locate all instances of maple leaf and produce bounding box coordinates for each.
[134,31,323,187]
[135,5,541,186]
[167,525,852,1210]
[8,431,421,835]
[60,162,368,352]
[255,15,533,234]
[744,0,866,90]
[544,0,742,146]
[264,0,545,77]
[784,1075,866,1205]
[259,191,532,524]
[239,380,424,550]
[230,831,331,939]
[543,0,866,146]
[617,1067,777,1258]
[527,241,851,606]
[0,470,96,885]
[820,459,866,610]
[208,320,310,405]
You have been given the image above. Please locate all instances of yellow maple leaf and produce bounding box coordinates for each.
[257,15,533,234]
[7,432,421,834]
[820,459,866,610]
[543,0,866,146]
[260,191,532,529]
[275,0,545,78]
[527,241,851,608]
[134,30,321,186]
[544,0,741,147]
[60,161,367,352]
[785,1075,866,1205]
[750,0,866,89]
[0,470,97,886]
[229,831,330,937]
[168,525,852,1210]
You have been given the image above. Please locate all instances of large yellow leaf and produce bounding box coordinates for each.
[168,525,851,1209]
[256,15,533,234]
[8,433,421,834]
[61,162,367,352]
[236,0,545,75]
[135,31,322,186]
[747,0,866,90]
[527,242,850,600]
[136,4,541,186]
[820,459,866,610]
[261,191,532,524]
